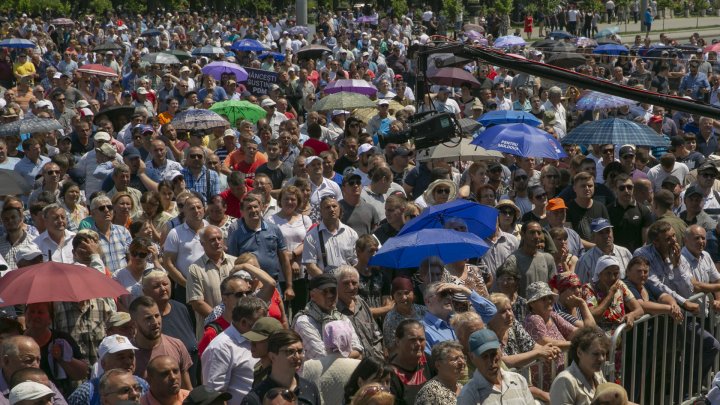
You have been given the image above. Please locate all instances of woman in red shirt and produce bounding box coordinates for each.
[524,12,534,40]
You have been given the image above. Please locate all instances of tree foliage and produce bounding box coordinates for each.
[2,0,71,14]
[443,0,462,21]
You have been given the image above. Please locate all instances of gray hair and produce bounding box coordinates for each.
[430,340,464,364]
[334,265,358,281]
[99,369,133,395]
[142,270,169,290]
[112,164,130,177]
[548,86,562,97]
[90,196,112,210]
[200,225,222,241]
[41,203,65,218]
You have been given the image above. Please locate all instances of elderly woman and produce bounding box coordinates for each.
[382,277,427,353]
[414,341,465,405]
[550,272,597,328]
[524,281,578,390]
[496,199,521,237]
[418,179,457,209]
[302,320,362,405]
[549,326,611,405]
[549,227,578,273]
[580,255,644,332]
[474,184,497,207]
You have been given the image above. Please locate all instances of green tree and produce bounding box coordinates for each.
[443,0,462,21]
[391,0,408,18]
[495,0,513,35]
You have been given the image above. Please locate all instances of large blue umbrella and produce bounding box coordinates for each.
[140,29,163,37]
[594,26,620,39]
[561,118,670,147]
[471,123,567,159]
[477,110,543,127]
[0,38,36,49]
[494,35,526,48]
[592,43,629,56]
[230,39,267,52]
[369,229,490,268]
[258,52,286,62]
[399,199,498,240]
[575,91,635,111]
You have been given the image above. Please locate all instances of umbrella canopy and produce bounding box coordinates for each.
[0,117,62,136]
[351,100,405,123]
[230,39,267,52]
[416,137,502,162]
[593,43,628,56]
[0,262,128,306]
[296,44,332,59]
[288,26,309,36]
[575,91,635,111]
[399,199,499,240]
[77,64,118,78]
[209,100,266,126]
[428,67,481,88]
[641,45,677,60]
[92,42,123,53]
[595,26,620,39]
[562,118,671,147]
[140,29,162,37]
[324,79,377,96]
[575,37,598,48]
[471,123,567,159]
[170,109,228,131]
[201,61,248,81]
[477,110,543,127]
[465,30,484,41]
[94,105,135,129]
[0,38,35,49]
[192,46,226,57]
[141,52,180,65]
[312,92,377,112]
[705,43,720,53]
[50,18,74,26]
[439,55,473,68]
[532,39,558,50]
[0,169,31,196]
[258,52,286,62]
[162,50,192,61]
[548,31,575,39]
[355,16,376,24]
[459,118,482,134]
[464,23,485,33]
[494,35,526,48]
[369,229,490,268]
[545,51,587,68]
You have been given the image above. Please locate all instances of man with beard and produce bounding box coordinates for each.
[139,356,189,405]
[128,296,192,390]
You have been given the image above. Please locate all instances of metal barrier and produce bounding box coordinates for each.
[607,292,717,404]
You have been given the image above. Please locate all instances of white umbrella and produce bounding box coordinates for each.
[416,137,502,162]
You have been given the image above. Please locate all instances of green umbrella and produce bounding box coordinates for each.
[311,92,376,112]
[209,100,266,126]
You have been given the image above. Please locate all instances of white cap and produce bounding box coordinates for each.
[53,72,62,79]
[14,245,43,263]
[98,334,138,360]
[79,108,94,118]
[93,131,112,142]
[137,87,149,95]
[10,382,54,405]
[223,128,236,138]
[97,143,117,158]
[377,99,389,106]
[261,98,276,107]
[76,100,90,109]
[358,143,379,155]
[179,66,191,73]
[304,156,321,167]
[35,100,53,110]
[164,170,183,182]
[331,110,349,116]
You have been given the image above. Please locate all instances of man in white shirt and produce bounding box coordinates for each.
[543,86,567,137]
[647,153,690,192]
[432,87,461,119]
[493,82,512,111]
[33,204,75,263]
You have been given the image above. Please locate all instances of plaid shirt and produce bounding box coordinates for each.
[53,298,115,365]
[0,230,38,271]
[91,224,132,274]
[182,167,220,204]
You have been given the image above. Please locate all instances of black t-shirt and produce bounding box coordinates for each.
[607,201,653,252]
[333,155,359,175]
[373,220,400,245]
[566,199,609,241]
[255,162,292,190]
[358,268,392,309]
[651,75,670,94]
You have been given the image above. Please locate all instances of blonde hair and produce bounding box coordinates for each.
[489,292,511,308]
[350,383,395,405]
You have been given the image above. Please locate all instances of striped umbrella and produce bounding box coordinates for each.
[562,118,670,146]
[77,64,118,78]
[0,38,36,49]
[575,91,635,111]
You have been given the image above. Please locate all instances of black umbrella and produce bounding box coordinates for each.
[140,29,163,37]
[94,106,135,130]
[532,39,558,51]
[191,46,226,57]
[0,118,62,136]
[92,42,123,53]
[440,55,473,68]
[141,52,180,65]
[546,52,587,68]
[296,44,332,59]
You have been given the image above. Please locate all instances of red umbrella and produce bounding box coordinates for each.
[704,43,720,53]
[428,67,482,88]
[0,262,128,306]
[77,64,118,78]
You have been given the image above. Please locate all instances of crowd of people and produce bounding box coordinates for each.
[0,4,719,405]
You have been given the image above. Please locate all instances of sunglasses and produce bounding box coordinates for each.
[602,149,614,154]
[345,179,361,187]
[223,290,251,298]
[45,170,60,175]
[265,388,296,402]
[499,208,515,216]
[131,251,149,259]
[188,154,204,159]
[618,185,634,191]
[534,193,548,199]
[434,188,451,195]
[96,205,113,212]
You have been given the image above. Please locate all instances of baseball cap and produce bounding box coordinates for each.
[106,312,132,328]
[122,90,132,98]
[94,131,112,142]
[661,175,680,188]
[332,110,349,116]
[304,156,322,167]
[122,146,141,159]
[97,143,117,159]
[98,334,138,360]
[358,143,380,155]
[76,100,90,109]
[261,98,276,108]
[35,100,54,110]
[546,198,567,211]
[377,99,390,106]
[105,51,114,55]
[468,329,501,357]
[136,87,149,95]
[342,173,362,185]
[164,170,184,182]
[649,114,663,124]
[79,108,94,118]
[685,185,704,199]
[309,273,337,290]
[241,317,283,342]
[14,245,43,264]
[590,218,613,233]
[223,129,236,138]
[698,161,719,174]
[180,66,191,73]
[141,125,154,134]
[52,72,63,79]
[618,145,635,157]
[269,84,281,92]
[9,382,54,405]
[183,386,232,405]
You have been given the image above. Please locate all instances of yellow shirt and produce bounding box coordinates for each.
[13,61,35,77]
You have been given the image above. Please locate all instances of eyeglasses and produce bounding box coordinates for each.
[265,388,297,402]
[223,290,251,298]
[96,205,113,212]
[622,154,635,159]
[280,348,305,357]
[534,193,548,199]
[602,149,614,154]
[499,208,515,216]
[345,179,362,187]
[188,154,204,159]
[434,188,451,195]
[618,185,634,191]
[45,170,60,175]
[131,251,149,259]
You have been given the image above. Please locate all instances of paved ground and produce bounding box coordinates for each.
[594,15,720,43]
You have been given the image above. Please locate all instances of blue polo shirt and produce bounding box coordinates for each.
[227,219,287,277]
[422,311,456,354]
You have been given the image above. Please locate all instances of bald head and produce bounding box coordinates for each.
[1,336,41,378]
[146,355,181,398]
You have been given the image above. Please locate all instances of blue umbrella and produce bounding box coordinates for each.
[258,52,286,62]
[477,110,543,127]
[0,38,36,49]
[547,30,575,39]
[471,123,567,159]
[369,229,490,268]
[592,43,629,56]
[575,91,635,111]
[140,29,162,37]
[230,39,267,52]
[399,199,498,240]
[561,118,670,147]
[494,35,526,48]
[288,26,309,36]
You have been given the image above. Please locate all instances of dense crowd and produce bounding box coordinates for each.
[0,4,719,405]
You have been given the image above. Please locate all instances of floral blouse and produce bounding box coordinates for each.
[581,281,634,332]
[500,320,536,357]
[524,312,578,390]
[414,378,459,405]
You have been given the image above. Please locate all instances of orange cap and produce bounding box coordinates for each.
[546,198,567,211]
